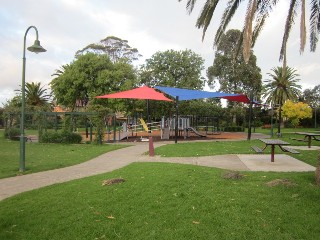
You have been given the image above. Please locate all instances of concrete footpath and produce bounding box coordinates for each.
[0,141,316,201]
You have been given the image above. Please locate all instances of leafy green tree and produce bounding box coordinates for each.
[303,84,320,128]
[139,49,207,120]
[50,53,137,112]
[263,66,301,134]
[207,29,262,95]
[75,36,142,63]
[282,100,312,127]
[303,85,320,107]
[207,29,262,127]
[2,96,21,128]
[140,49,206,89]
[179,0,320,63]
[0,107,4,128]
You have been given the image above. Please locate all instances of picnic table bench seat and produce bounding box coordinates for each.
[290,137,307,142]
[12,135,36,142]
[251,146,263,153]
[281,147,300,154]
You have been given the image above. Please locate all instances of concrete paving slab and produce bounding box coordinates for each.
[138,154,249,171]
[237,154,316,172]
[289,146,320,150]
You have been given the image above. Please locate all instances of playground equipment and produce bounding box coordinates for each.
[159,115,221,140]
[139,118,149,132]
[193,116,221,135]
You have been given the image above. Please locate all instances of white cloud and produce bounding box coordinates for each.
[1,0,319,106]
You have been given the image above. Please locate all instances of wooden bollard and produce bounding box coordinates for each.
[149,136,154,157]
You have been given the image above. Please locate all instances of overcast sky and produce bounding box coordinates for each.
[1,0,319,107]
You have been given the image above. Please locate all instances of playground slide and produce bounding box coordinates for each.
[139,118,149,132]
[187,127,206,137]
[115,131,129,141]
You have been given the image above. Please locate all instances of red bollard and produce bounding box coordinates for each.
[149,136,154,157]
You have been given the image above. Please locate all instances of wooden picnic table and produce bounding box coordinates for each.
[257,139,298,162]
[294,132,320,148]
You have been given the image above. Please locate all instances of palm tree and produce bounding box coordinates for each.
[263,66,301,135]
[24,82,51,107]
[51,64,70,77]
[179,0,320,65]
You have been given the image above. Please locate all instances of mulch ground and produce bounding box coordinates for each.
[102,130,248,143]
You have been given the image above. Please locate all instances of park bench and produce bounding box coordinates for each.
[290,137,306,142]
[251,146,263,153]
[12,135,37,142]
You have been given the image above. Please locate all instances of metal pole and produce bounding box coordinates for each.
[147,99,151,133]
[247,90,253,140]
[19,26,46,172]
[270,105,274,137]
[175,96,179,144]
[20,35,27,172]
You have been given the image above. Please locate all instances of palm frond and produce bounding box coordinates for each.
[243,0,258,63]
[300,0,306,54]
[279,0,298,61]
[251,15,266,47]
[252,0,278,47]
[196,0,221,41]
[214,0,244,47]
[310,0,320,51]
[179,0,198,14]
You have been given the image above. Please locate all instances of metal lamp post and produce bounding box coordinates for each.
[20,26,46,172]
[247,90,254,140]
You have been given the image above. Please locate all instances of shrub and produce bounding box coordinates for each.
[40,131,82,144]
[40,132,63,143]
[64,132,82,144]
[4,128,20,140]
[223,126,244,132]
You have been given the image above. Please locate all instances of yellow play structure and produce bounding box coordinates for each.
[139,118,149,132]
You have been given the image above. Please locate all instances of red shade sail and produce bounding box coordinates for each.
[95,86,172,101]
[222,94,250,103]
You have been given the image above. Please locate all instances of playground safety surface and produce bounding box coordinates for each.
[101,130,264,142]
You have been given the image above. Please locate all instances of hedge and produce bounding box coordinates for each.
[40,131,82,144]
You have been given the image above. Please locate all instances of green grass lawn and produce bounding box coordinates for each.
[249,127,320,135]
[1,163,319,240]
[0,132,129,179]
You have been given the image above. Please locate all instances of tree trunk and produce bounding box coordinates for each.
[277,104,282,137]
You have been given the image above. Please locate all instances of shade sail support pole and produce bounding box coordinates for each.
[175,96,179,144]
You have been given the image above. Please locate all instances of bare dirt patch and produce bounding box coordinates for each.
[266,179,297,187]
[102,178,125,186]
[222,171,244,180]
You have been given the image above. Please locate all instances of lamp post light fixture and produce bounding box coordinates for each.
[20,26,46,172]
